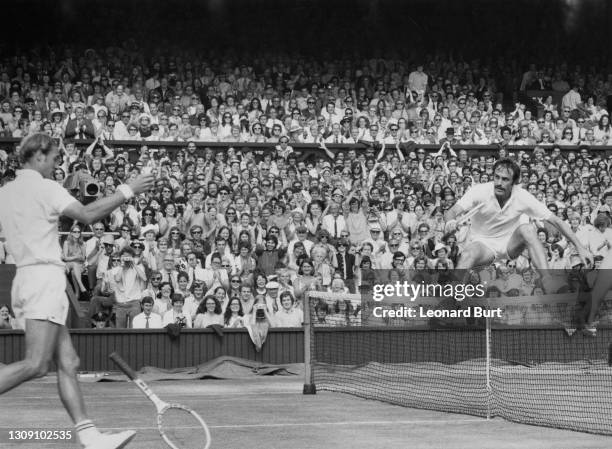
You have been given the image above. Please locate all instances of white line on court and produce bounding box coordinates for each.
[103,418,485,431]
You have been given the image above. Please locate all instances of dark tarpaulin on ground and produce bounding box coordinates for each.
[98,355,303,382]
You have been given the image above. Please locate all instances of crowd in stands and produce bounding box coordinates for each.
[0,46,612,329]
[0,48,610,147]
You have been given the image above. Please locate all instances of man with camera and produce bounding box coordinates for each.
[111,247,147,328]
[89,235,120,317]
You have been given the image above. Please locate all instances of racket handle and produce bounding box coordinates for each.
[109,352,138,380]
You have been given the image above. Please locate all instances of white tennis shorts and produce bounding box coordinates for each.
[468,233,512,262]
[11,265,69,329]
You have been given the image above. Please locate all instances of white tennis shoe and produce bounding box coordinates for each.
[83,430,136,449]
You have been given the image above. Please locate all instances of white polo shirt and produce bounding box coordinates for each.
[456,182,552,239]
[273,307,303,327]
[0,169,77,268]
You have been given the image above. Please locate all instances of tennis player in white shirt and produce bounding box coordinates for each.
[0,133,154,449]
[445,158,590,279]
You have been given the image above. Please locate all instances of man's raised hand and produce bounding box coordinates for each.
[128,173,155,195]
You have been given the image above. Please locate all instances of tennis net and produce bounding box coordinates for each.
[303,270,612,435]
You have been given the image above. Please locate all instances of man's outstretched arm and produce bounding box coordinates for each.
[63,174,154,225]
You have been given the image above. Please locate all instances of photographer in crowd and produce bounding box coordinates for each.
[111,247,147,328]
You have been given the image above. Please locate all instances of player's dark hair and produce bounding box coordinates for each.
[493,158,521,185]
[18,132,57,164]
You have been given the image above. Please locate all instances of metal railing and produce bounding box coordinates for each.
[2,137,612,161]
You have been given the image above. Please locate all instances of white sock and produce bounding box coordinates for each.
[75,420,101,446]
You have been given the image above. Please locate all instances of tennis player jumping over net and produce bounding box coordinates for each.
[0,133,154,449]
[445,158,590,288]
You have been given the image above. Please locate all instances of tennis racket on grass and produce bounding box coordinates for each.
[109,352,211,449]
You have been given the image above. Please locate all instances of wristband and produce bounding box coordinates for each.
[117,184,134,201]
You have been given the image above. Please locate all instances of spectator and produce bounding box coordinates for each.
[91,311,112,329]
[154,282,174,316]
[85,222,108,289]
[584,213,612,258]
[562,82,582,112]
[197,251,230,291]
[0,304,17,329]
[132,296,163,329]
[335,238,356,293]
[62,225,88,298]
[184,281,206,320]
[193,295,224,328]
[64,106,95,140]
[162,294,192,328]
[223,297,246,328]
[111,247,147,328]
[273,292,303,327]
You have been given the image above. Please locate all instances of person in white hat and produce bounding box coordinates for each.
[362,223,388,256]
[429,242,454,269]
[265,281,281,312]
[93,233,116,283]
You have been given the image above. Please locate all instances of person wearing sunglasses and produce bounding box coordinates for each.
[83,221,107,290]
[92,234,117,286]
[112,108,132,140]
[195,252,230,293]
[89,250,122,320]
[141,270,164,300]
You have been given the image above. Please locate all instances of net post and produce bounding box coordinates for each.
[303,291,316,395]
[485,313,492,420]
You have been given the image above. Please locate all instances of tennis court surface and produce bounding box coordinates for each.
[1,375,611,449]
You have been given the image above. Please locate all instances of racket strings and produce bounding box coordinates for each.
[160,406,210,449]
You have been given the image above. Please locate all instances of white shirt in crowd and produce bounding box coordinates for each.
[583,228,612,258]
[111,264,147,303]
[273,308,303,327]
[321,214,347,239]
[132,311,163,329]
